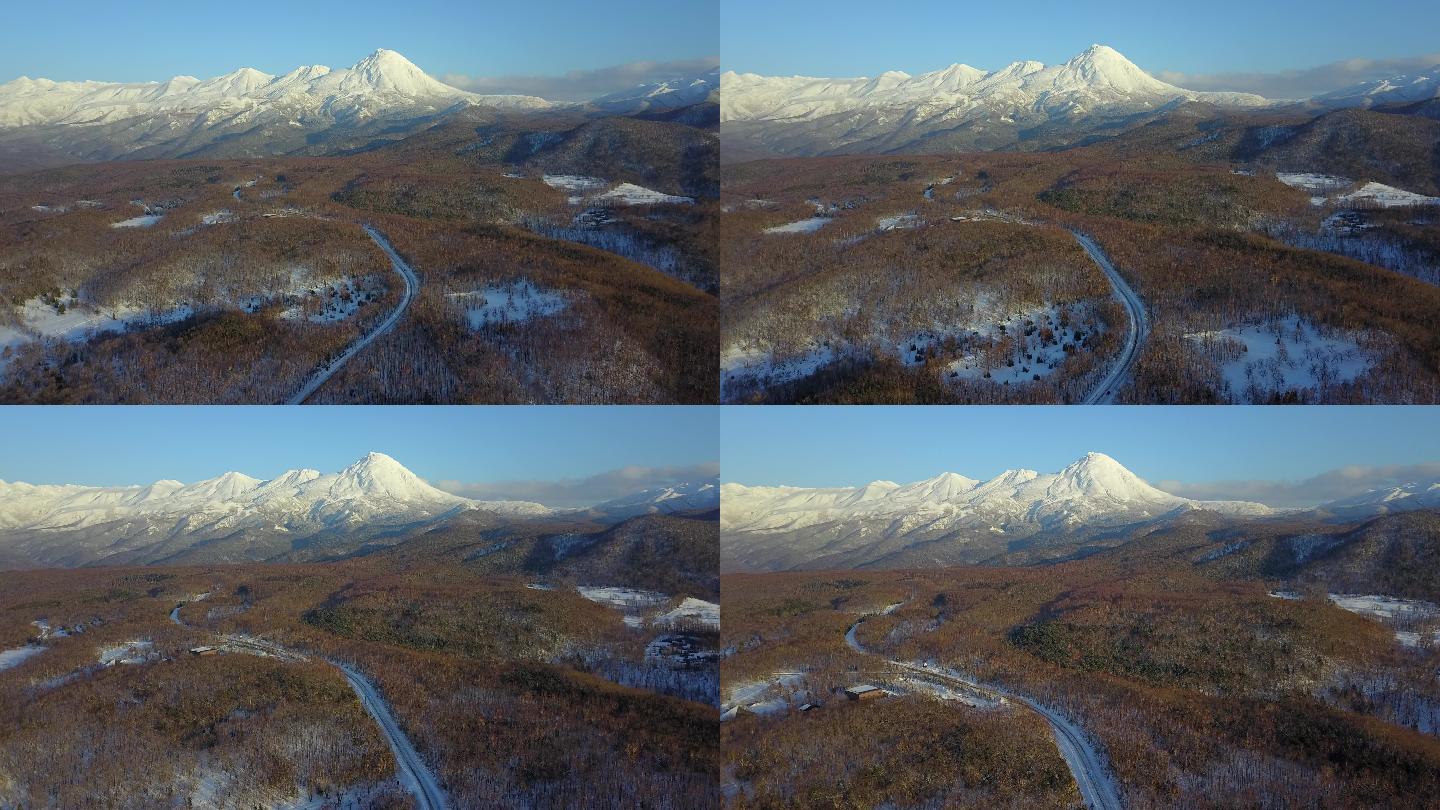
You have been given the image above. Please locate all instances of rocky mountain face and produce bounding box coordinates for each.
[721,452,1274,571]
[719,45,1270,158]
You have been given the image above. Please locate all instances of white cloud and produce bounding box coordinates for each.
[436,461,719,508]
[442,56,717,102]
[1159,462,1440,508]
[1153,54,1440,100]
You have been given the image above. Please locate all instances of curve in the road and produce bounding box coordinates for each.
[1069,230,1148,405]
[285,224,419,405]
[848,614,1123,810]
[168,602,448,808]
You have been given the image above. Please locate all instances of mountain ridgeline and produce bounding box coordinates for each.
[0,49,719,172]
[720,44,1440,160]
[721,452,1440,572]
[0,452,719,570]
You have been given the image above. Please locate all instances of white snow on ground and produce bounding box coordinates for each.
[447,280,567,329]
[1185,316,1370,402]
[899,676,988,707]
[0,645,46,671]
[201,210,236,225]
[1277,173,1353,192]
[3,296,195,349]
[596,183,694,205]
[940,305,1088,384]
[98,639,154,666]
[876,213,920,231]
[277,276,382,324]
[577,586,669,628]
[721,342,838,400]
[655,597,719,630]
[1328,594,1440,647]
[762,217,831,234]
[542,174,608,192]
[1268,590,1303,600]
[1338,182,1440,208]
[111,214,163,228]
[525,583,554,591]
[1329,594,1440,622]
[723,673,805,717]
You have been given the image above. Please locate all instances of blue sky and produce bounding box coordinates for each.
[2,1,717,99]
[722,0,1440,97]
[722,407,1440,506]
[0,407,717,506]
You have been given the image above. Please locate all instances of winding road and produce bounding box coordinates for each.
[847,612,1123,810]
[1069,231,1147,405]
[169,599,449,808]
[285,225,419,405]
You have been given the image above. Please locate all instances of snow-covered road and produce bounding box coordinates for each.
[286,225,418,404]
[335,661,450,810]
[1071,231,1147,405]
[847,613,1123,810]
[166,602,448,807]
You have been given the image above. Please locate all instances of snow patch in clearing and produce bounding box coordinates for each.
[1338,182,1440,208]
[1276,173,1352,192]
[1329,594,1440,622]
[763,217,831,235]
[655,597,719,630]
[276,276,381,324]
[876,213,920,231]
[596,183,694,206]
[0,645,46,671]
[447,280,567,329]
[577,586,669,610]
[98,639,154,666]
[721,342,838,400]
[542,174,608,192]
[201,210,236,225]
[111,214,163,228]
[1185,316,1371,402]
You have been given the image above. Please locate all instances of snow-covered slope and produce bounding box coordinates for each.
[721,45,1269,123]
[721,45,1270,157]
[1316,64,1440,109]
[590,479,720,520]
[0,49,548,129]
[1322,478,1440,516]
[591,68,718,114]
[0,452,549,567]
[0,49,551,167]
[722,453,1272,571]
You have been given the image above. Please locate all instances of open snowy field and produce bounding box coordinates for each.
[1186,316,1371,402]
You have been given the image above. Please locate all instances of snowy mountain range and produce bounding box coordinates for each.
[1316,63,1440,109]
[720,45,1271,157]
[591,68,719,115]
[0,49,548,130]
[0,452,546,568]
[721,452,1279,571]
[0,49,557,166]
[1322,477,1440,517]
[588,479,720,520]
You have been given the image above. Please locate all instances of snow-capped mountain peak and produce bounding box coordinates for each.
[720,454,1288,572]
[0,48,551,131]
[324,451,464,504]
[721,453,1275,567]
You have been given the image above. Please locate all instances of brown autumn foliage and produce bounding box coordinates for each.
[0,556,717,808]
[0,107,718,403]
[721,514,1440,808]
[720,131,1440,403]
